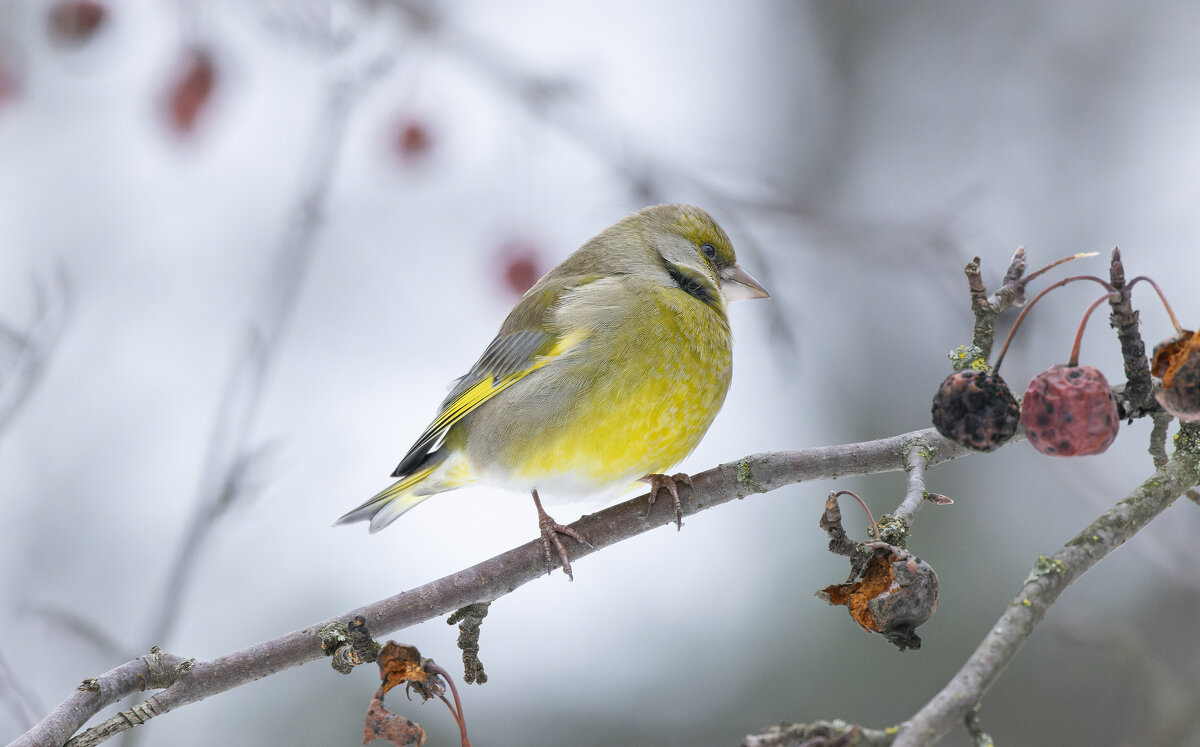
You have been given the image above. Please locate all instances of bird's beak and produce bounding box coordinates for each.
[721,264,771,302]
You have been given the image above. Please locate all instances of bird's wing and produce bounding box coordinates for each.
[391,276,599,477]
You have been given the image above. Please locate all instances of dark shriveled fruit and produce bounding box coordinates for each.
[931,370,1020,451]
[1021,365,1119,456]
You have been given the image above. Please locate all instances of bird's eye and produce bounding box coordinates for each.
[701,243,717,260]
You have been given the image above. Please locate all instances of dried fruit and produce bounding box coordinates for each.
[931,370,1020,451]
[1152,329,1200,422]
[1021,364,1119,456]
[817,543,939,651]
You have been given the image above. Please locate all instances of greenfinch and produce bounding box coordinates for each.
[337,204,769,578]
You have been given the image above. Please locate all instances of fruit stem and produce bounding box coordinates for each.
[993,275,1115,374]
[1069,292,1121,367]
[426,661,472,747]
[833,490,881,541]
[1021,251,1100,286]
[1127,275,1183,333]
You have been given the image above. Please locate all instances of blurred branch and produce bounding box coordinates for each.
[13,424,988,747]
[145,43,395,647]
[0,649,41,731]
[0,269,71,439]
[1057,617,1200,746]
[32,603,135,662]
[390,0,822,356]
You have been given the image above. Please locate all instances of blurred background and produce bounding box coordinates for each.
[2,1,1199,745]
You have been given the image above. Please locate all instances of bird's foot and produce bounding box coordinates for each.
[531,490,590,581]
[642,472,692,530]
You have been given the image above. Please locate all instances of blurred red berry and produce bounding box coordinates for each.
[48,1,107,44]
[1021,364,1120,456]
[165,48,216,136]
[0,67,17,110]
[931,369,1020,451]
[1152,329,1200,422]
[392,119,432,162]
[497,241,544,297]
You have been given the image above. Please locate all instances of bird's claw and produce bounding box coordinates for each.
[531,489,589,581]
[643,472,692,530]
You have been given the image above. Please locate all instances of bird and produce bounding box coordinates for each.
[336,204,769,579]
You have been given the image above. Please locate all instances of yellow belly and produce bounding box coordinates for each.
[474,280,734,493]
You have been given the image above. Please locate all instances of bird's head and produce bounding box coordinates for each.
[638,204,770,306]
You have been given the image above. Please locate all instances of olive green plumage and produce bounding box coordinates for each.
[337,203,768,534]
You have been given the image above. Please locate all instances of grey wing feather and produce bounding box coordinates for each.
[391,328,552,477]
[442,329,550,403]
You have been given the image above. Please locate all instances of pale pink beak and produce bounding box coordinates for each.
[721,263,770,301]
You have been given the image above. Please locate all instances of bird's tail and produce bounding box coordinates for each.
[335,449,468,533]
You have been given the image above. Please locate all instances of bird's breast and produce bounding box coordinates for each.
[471,282,734,494]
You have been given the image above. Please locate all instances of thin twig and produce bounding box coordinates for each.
[831,490,880,541]
[895,439,932,531]
[965,248,1034,360]
[0,649,42,730]
[32,603,136,662]
[1149,410,1173,468]
[0,269,71,439]
[1107,248,1157,417]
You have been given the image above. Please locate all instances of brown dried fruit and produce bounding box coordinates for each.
[364,688,427,746]
[378,642,430,695]
[931,370,1020,451]
[818,544,939,651]
[1021,364,1119,456]
[1152,329,1200,422]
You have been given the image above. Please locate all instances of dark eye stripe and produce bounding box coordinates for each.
[667,263,718,308]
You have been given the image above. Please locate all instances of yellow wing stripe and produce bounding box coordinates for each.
[377,460,440,501]
[334,458,444,526]
[413,330,586,449]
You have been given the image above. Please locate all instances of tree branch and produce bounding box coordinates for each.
[891,423,1200,745]
[741,423,1200,746]
[12,426,979,747]
[8,649,190,747]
